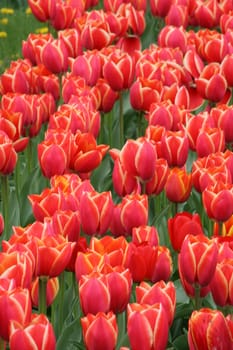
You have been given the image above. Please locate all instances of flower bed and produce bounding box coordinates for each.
[0,0,233,349]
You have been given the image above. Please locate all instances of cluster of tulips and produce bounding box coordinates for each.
[0,0,233,349]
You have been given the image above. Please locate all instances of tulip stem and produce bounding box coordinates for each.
[193,284,202,310]
[58,271,65,334]
[218,221,224,236]
[1,175,9,240]
[39,276,48,315]
[119,91,124,148]
[0,338,5,350]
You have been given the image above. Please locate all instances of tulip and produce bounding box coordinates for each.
[30,277,59,309]
[70,132,109,175]
[136,280,176,325]
[116,3,146,36]
[168,212,204,252]
[81,312,118,350]
[193,0,223,29]
[69,50,102,87]
[210,105,233,144]
[51,1,77,30]
[0,251,33,289]
[58,28,82,58]
[34,235,73,278]
[9,314,56,350]
[196,127,225,158]
[129,77,162,111]
[183,48,205,79]
[132,225,159,246]
[188,308,233,350]
[79,273,110,315]
[165,167,192,203]
[0,287,32,341]
[127,303,169,350]
[195,62,228,102]
[158,25,187,53]
[178,234,218,288]
[38,142,68,178]
[0,59,32,94]
[150,0,173,17]
[50,209,81,242]
[145,158,169,195]
[40,39,69,74]
[202,182,233,223]
[0,131,17,175]
[120,194,148,235]
[28,0,56,22]
[165,4,189,28]
[95,78,119,113]
[103,49,135,91]
[22,33,53,65]
[80,190,114,236]
[209,258,233,307]
[161,130,189,167]
[120,138,157,183]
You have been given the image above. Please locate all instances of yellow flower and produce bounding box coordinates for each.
[0,18,8,25]
[35,27,49,34]
[25,7,32,15]
[0,32,7,38]
[0,8,14,15]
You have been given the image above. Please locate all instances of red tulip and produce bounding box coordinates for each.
[165,167,192,203]
[116,3,146,36]
[51,1,77,30]
[168,212,204,252]
[81,312,118,350]
[210,104,233,144]
[95,78,119,113]
[120,194,148,235]
[158,25,187,53]
[165,4,189,27]
[127,303,169,350]
[79,273,110,314]
[132,225,159,246]
[28,0,56,22]
[50,209,81,242]
[193,0,223,29]
[80,190,114,236]
[34,235,73,278]
[202,182,233,223]
[22,33,53,65]
[0,131,18,175]
[58,28,82,58]
[136,280,176,325]
[38,142,68,178]
[70,132,109,175]
[188,308,233,350]
[210,258,233,307]
[161,130,189,167]
[145,158,169,195]
[40,38,69,74]
[195,62,228,102]
[150,0,173,17]
[120,138,157,182]
[183,48,204,79]
[103,49,135,91]
[130,78,162,111]
[30,277,59,309]
[0,287,32,341]
[178,234,218,287]
[69,50,102,87]
[9,314,56,350]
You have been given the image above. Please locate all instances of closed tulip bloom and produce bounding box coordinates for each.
[150,0,173,17]
[195,62,227,102]
[120,138,157,182]
[158,25,187,53]
[30,277,59,309]
[120,194,148,235]
[210,105,233,144]
[202,182,233,222]
[95,78,119,113]
[79,273,110,315]
[51,1,77,30]
[0,59,32,94]
[103,49,135,91]
[129,77,162,111]
[165,167,192,203]
[58,28,82,58]
[80,190,114,236]
[40,39,69,74]
[38,142,68,178]
[168,212,204,252]
[0,131,18,175]
[145,158,169,195]
[183,48,205,79]
[127,303,169,350]
[196,127,225,158]
[193,0,223,28]
[9,314,56,350]
[178,234,218,287]
[188,308,233,350]
[132,225,159,246]
[0,287,32,341]
[28,0,56,22]
[136,280,176,326]
[161,130,189,167]
[210,258,233,307]
[81,311,118,350]
[165,4,189,28]
[81,17,115,50]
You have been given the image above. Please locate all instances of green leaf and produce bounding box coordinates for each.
[172,334,189,350]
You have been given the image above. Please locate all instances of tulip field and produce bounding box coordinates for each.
[1,0,233,349]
